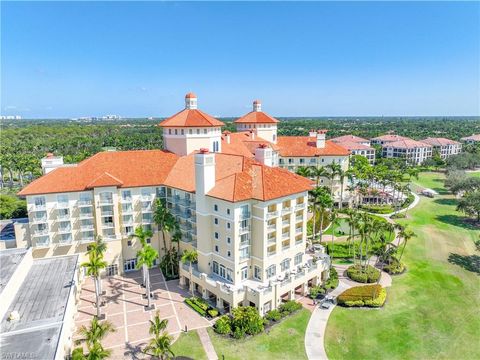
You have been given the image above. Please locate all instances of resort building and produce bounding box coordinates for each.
[17,93,330,316]
[461,134,480,145]
[330,135,376,164]
[421,137,462,159]
[370,134,410,146]
[381,138,432,165]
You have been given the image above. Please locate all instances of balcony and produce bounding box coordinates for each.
[240,235,250,246]
[31,216,47,224]
[295,203,306,210]
[78,200,93,207]
[239,212,251,220]
[296,215,303,222]
[58,226,72,234]
[101,211,114,216]
[282,240,290,250]
[122,219,134,226]
[295,227,302,235]
[58,237,72,245]
[31,204,47,212]
[98,199,113,206]
[266,211,278,220]
[33,229,49,237]
[267,234,276,244]
[80,236,94,243]
[141,195,152,202]
[57,213,70,221]
[121,207,134,215]
[79,212,94,219]
[102,223,114,229]
[57,202,70,209]
[80,224,94,231]
[34,237,50,247]
[239,225,250,235]
[267,224,276,232]
[281,232,290,240]
[281,207,292,215]
[267,248,276,257]
[120,197,132,203]
[141,205,153,213]
[103,234,117,241]
[282,220,290,227]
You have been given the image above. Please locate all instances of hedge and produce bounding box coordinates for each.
[185,298,207,317]
[383,259,405,275]
[338,284,386,307]
[346,264,380,283]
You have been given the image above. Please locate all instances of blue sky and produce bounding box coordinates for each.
[2,1,479,118]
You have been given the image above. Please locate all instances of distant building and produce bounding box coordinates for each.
[330,135,375,164]
[0,115,22,120]
[381,138,432,165]
[370,134,410,146]
[461,134,480,145]
[102,114,121,120]
[421,137,462,159]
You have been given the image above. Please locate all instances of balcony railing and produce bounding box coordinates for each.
[102,223,114,229]
[267,235,276,244]
[32,216,47,224]
[295,227,302,235]
[120,197,132,203]
[121,207,134,214]
[282,220,289,227]
[239,212,251,220]
[296,215,303,222]
[282,232,290,240]
[58,237,72,245]
[295,203,306,210]
[141,206,153,213]
[240,236,250,246]
[267,224,276,231]
[35,237,50,247]
[281,207,292,215]
[282,240,290,250]
[101,211,114,216]
[141,195,152,202]
[57,202,70,209]
[81,224,94,231]
[57,213,70,221]
[33,229,49,237]
[58,227,72,234]
[32,204,47,211]
[98,199,114,206]
[80,236,94,243]
[78,200,93,207]
[80,212,94,219]
[266,211,278,220]
[267,249,276,257]
[239,225,250,235]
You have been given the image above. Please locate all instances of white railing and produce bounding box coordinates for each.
[266,211,278,219]
[78,200,93,207]
[295,203,306,210]
[80,224,94,231]
[33,229,49,237]
[281,207,292,215]
[32,216,47,224]
[80,212,94,219]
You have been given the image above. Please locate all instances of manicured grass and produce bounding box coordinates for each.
[171,330,207,360]
[208,309,311,360]
[325,172,480,360]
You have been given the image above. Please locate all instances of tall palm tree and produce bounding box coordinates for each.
[328,210,339,261]
[130,226,153,287]
[81,254,107,318]
[315,187,333,243]
[137,244,159,309]
[311,166,328,187]
[86,236,107,295]
[181,249,198,297]
[153,199,177,254]
[76,316,115,359]
[296,166,313,178]
[337,169,347,209]
[143,332,175,360]
[149,311,168,338]
[398,228,415,263]
[326,163,342,203]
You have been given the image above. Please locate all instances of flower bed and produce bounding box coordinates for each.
[185,297,218,318]
[346,264,381,283]
[338,284,387,307]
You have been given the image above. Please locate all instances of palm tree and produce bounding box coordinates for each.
[76,316,115,359]
[311,166,328,187]
[143,332,175,360]
[149,311,168,337]
[328,210,339,261]
[337,169,348,209]
[137,244,159,309]
[153,199,177,254]
[181,249,198,297]
[130,226,153,287]
[315,187,333,243]
[81,254,107,318]
[398,228,415,263]
[326,163,342,204]
[86,236,107,295]
[296,166,313,178]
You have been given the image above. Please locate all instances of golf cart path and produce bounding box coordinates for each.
[304,265,392,360]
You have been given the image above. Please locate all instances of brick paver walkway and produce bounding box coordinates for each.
[74,268,211,359]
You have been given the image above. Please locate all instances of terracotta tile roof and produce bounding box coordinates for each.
[461,134,480,141]
[20,150,312,202]
[371,134,409,143]
[234,111,279,124]
[185,92,197,99]
[383,139,432,149]
[334,140,373,151]
[276,137,350,157]
[331,135,370,144]
[158,108,225,128]
[18,150,179,196]
[221,131,278,158]
[421,137,461,146]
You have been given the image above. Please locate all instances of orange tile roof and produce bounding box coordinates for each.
[331,135,370,144]
[276,137,350,157]
[158,108,225,128]
[19,150,312,202]
[18,150,179,196]
[234,111,279,124]
[383,139,432,149]
[461,134,480,141]
[371,134,409,143]
[185,92,197,98]
[421,137,461,146]
[335,140,373,151]
[221,131,278,158]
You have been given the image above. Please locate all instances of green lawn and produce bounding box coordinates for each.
[171,330,207,360]
[325,171,480,360]
[208,309,311,360]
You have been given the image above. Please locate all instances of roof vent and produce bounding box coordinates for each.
[8,311,19,322]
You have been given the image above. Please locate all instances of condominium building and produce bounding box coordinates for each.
[331,135,376,164]
[461,134,480,145]
[421,137,462,159]
[18,93,330,316]
[370,134,410,146]
[381,138,432,165]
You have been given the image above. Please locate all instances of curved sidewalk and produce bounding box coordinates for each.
[304,267,392,360]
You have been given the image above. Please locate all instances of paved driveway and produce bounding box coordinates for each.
[75,268,211,359]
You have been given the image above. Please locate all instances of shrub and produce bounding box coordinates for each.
[383,259,405,274]
[185,298,206,316]
[309,286,325,299]
[278,300,302,315]
[390,212,406,219]
[325,267,339,290]
[265,309,282,322]
[233,327,246,339]
[214,315,232,335]
[208,309,219,318]
[231,306,264,336]
[360,204,394,214]
[346,264,380,283]
[71,348,84,360]
[338,284,386,307]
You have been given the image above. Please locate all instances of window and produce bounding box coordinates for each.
[197,129,200,134]
[146,238,151,244]
[213,261,219,274]
[226,268,233,282]
[57,194,68,204]
[121,190,131,201]
[106,264,118,276]
[239,246,249,260]
[124,259,137,272]
[280,258,291,272]
[175,129,178,135]
[219,265,226,278]
[214,232,219,240]
[254,266,261,280]
[189,129,192,134]
[127,240,132,247]
[226,222,231,230]
[227,208,231,215]
[215,245,219,252]
[214,204,218,212]
[266,265,276,279]
[181,129,184,135]
[227,250,231,257]
[227,237,231,244]
[99,192,113,204]
[294,253,303,266]
[34,196,46,207]
[169,129,172,135]
[204,129,207,134]
[214,218,219,225]
[241,267,248,280]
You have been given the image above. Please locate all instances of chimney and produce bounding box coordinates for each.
[308,129,316,137]
[253,100,262,112]
[223,131,231,144]
[316,130,327,148]
[185,92,198,110]
[255,144,273,167]
[41,153,64,174]
[195,149,216,209]
[249,129,256,140]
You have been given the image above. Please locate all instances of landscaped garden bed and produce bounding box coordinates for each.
[382,259,406,275]
[185,297,219,318]
[346,264,380,283]
[337,284,386,308]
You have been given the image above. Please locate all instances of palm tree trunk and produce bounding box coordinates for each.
[319,210,324,243]
[162,230,168,255]
[189,264,194,297]
[95,276,101,318]
[146,267,151,308]
[143,263,147,286]
[312,205,316,242]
